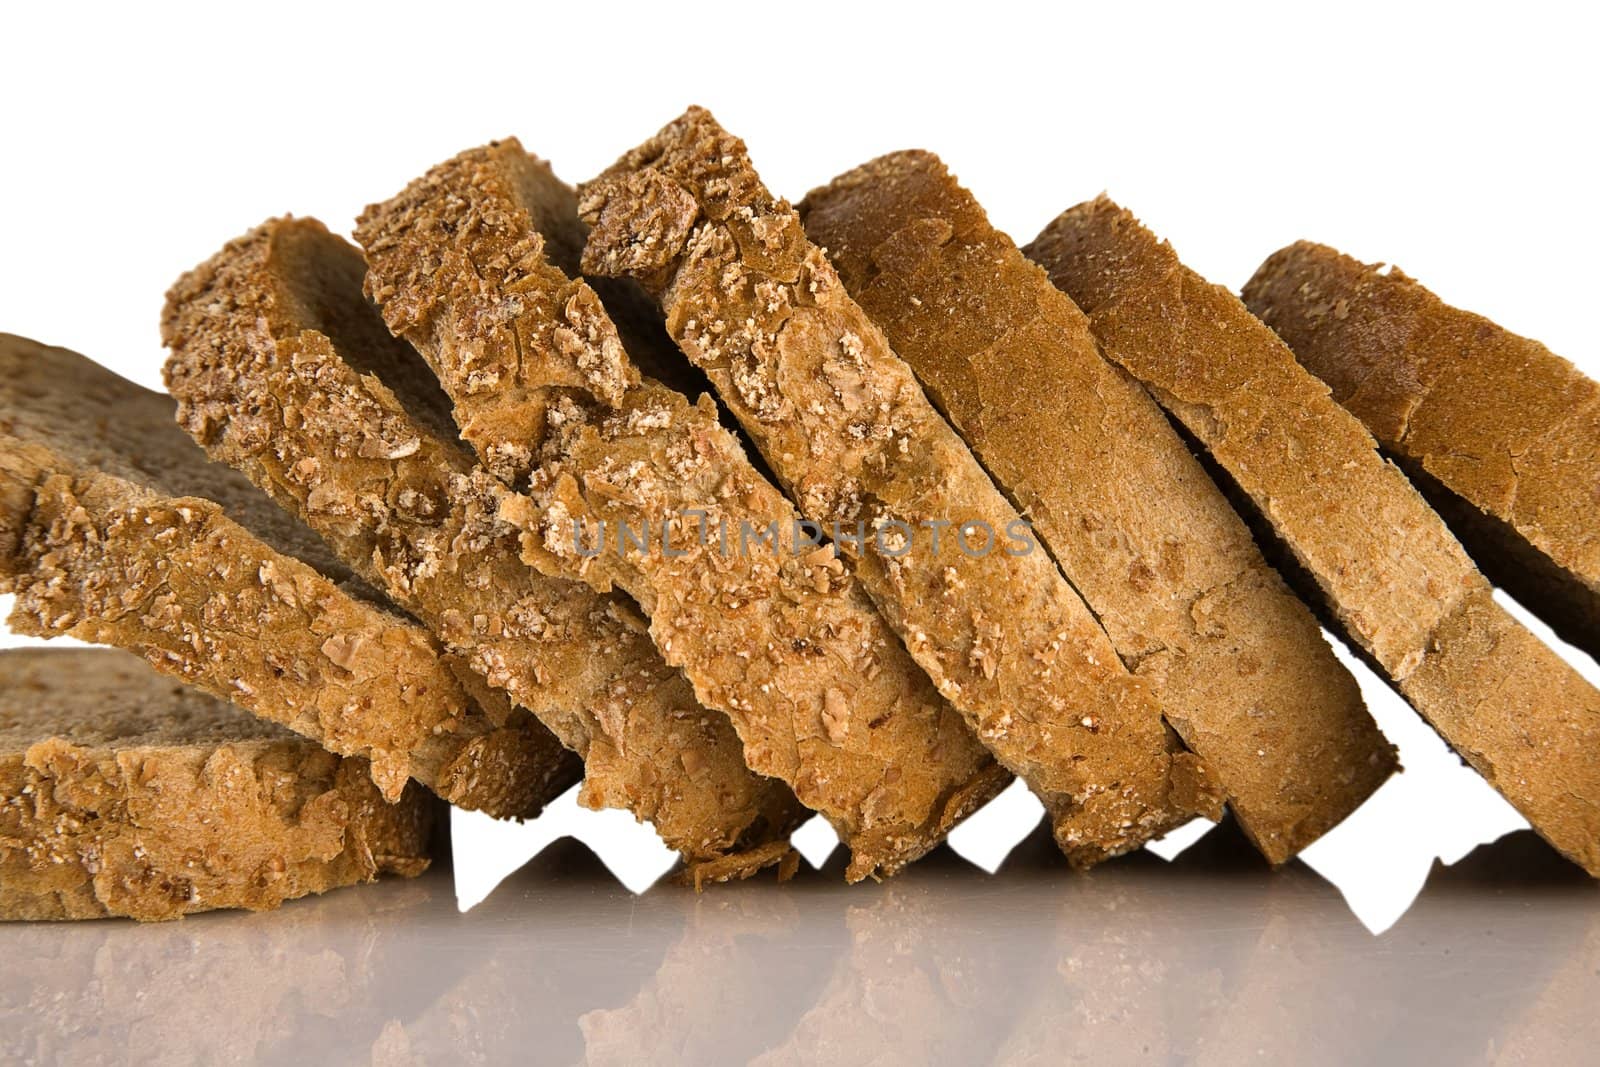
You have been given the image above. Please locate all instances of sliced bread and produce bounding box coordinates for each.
[578,108,1222,866]
[1027,198,1600,874]
[1243,241,1600,662]
[799,152,1396,864]
[0,647,433,921]
[0,333,577,817]
[354,142,1008,880]
[162,220,805,869]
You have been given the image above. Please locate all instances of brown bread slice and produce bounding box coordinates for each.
[0,647,434,921]
[1243,241,1600,662]
[578,107,1221,867]
[162,219,804,870]
[798,151,1396,864]
[1027,197,1600,875]
[0,333,576,817]
[354,142,1008,881]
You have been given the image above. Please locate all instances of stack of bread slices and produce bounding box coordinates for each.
[5,107,1596,920]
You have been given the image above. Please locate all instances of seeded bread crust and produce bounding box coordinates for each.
[356,142,636,488]
[799,152,1396,864]
[1028,198,1600,875]
[0,648,434,921]
[519,385,1009,880]
[1243,241,1600,662]
[356,142,1007,880]
[578,108,1222,866]
[162,220,804,865]
[0,334,576,818]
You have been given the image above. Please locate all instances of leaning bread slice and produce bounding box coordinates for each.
[162,220,805,870]
[1243,241,1600,663]
[0,333,577,818]
[354,142,1008,881]
[0,647,434,921]
[798,152,1396,864]
[1027,198,1600,875]
[578,107,1221,867]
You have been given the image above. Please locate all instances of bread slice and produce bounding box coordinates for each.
[0,647,434,921]
[1243,241,1600,662]
[1027,197,1600,875]
[798,151,1396,864]
[353,142,1008,881]
[0,333,577,818]
[578,108,1221,867]
[162,219,805,870]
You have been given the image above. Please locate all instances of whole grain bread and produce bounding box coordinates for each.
[578,108,1221,867]
[1243,241,1600,662]
[0,647,434,921]
[162,219,805,869]
[354,142,1008,880]
[799,152,1396,864]
[0,333,577,818]
[1027,198,1600,875]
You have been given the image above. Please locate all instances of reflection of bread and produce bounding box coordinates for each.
[581,890,827,1066]
[1244,242,1600,663]
[800,151,1395,865]
[0,648,433,921]
[0,333,576,817]
[751,853,1041,1067]
[379,839,688,1065]
[1,860,446,1058]
[1491,904,1600,1064]
[162,219,802,865]
[1029,199,1600,875]
[995,840,1246,1066]
[579,107,1221,869]
[357,142,1004,881]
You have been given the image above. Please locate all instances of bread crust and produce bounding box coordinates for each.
[800,152,1396,864]
[1243,242,1600,661]
[0,334,576,818]
[357,142,636,488]
[0,648,434,921]
[1028,199,1600,874]
[355,142,1008,880]
[578,108,1222,866]
[162,221,804,866]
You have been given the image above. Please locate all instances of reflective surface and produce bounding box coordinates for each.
[3,824,1597,1066]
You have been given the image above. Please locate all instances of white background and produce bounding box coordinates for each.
[2,1,1594,931]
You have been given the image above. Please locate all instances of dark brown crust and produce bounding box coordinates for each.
[162,219,804,864]
[0,648,435,922]
[1028,198,1600,875]
[799,152,1396,864]
[0,334,577,818]
[1243,242,1600,661]
[356,141,1008,880]
[578,108,1223,866]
